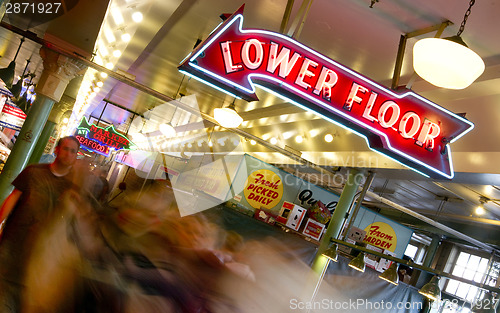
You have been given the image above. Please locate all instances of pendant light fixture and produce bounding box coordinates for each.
[475,201,485,215]
[0,37,25,89]
[322,244,339,262]
[11,59,30,99]
[214,99,243,128]
[348,252,366,273]
[418,275,441,301]
[413,0,484,89]
[378,262,399,286]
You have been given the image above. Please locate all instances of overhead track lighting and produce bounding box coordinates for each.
[378,262,399,286]
[322,244,339,262]
[348,252,366,273]
[475,195,500,215]
[413,0,484,89]
[475,201,485,215]
[418,275,441,301]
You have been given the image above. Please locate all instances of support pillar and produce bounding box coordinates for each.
[311,168,364,271]
[423,235,441,268]
[0,47,86,202]
[29,100,73,165]
[302,169,364,307]
[28,121,56,164]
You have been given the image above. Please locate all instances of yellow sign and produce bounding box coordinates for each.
[244,169,283,209]
[363,222,397,252]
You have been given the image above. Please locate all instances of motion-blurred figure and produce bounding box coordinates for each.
[0,136,80,313]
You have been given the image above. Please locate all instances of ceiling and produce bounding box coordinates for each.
[1,0,500,251]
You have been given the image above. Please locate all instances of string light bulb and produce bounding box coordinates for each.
[476,196,489,215]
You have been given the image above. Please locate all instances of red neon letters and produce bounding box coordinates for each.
[178,6,474,178]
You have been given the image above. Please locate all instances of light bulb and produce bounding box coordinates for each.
[132,11,143,23]
[121,33,131,42]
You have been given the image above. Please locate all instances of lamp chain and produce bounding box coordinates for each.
[457,0,475,37]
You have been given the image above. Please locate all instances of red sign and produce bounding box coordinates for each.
[178,6,474,179]
[302,218,325,241]
[76,135,111,156]
[76,117,135,156]
[0,103,27,131]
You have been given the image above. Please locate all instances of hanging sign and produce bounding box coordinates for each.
[178,5,474,179]
[0,99,27,131]
[362,222,398,253]
[243,169,283,209]
[75,117,136,156]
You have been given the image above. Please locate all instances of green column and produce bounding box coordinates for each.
[423,235,441,268]
[28,121,56,165]
[311,168,364,272]
[302,169,364,306]
[0,47,86,202]
[0,95,56,201]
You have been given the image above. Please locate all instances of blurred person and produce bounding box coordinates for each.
[0,136,80,313]
[88,167,110,204]
[209,230,256,282]
[32,178,195,313]
[398,255,414,284]
[73,180,244,313]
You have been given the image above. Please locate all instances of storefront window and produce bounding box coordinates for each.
[404,243,418,260]
[444,252,498,303]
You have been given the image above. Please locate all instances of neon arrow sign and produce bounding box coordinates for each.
[178,5,474,179]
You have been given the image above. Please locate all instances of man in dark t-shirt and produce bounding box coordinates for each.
[0,136,79,313]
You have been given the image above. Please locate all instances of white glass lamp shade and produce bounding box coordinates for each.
[413,37,485,89]
[214,107,243,128]
[159,122,176,137]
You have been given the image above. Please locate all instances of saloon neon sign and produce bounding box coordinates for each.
[178,6,474,179]
[76,117,136,156]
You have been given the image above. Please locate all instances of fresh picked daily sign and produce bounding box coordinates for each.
[178,5,474,179]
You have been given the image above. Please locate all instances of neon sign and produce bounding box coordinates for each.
[76,117,136,156]
[178,6,474,179]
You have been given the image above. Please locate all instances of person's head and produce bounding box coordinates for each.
[54,136,79,168]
